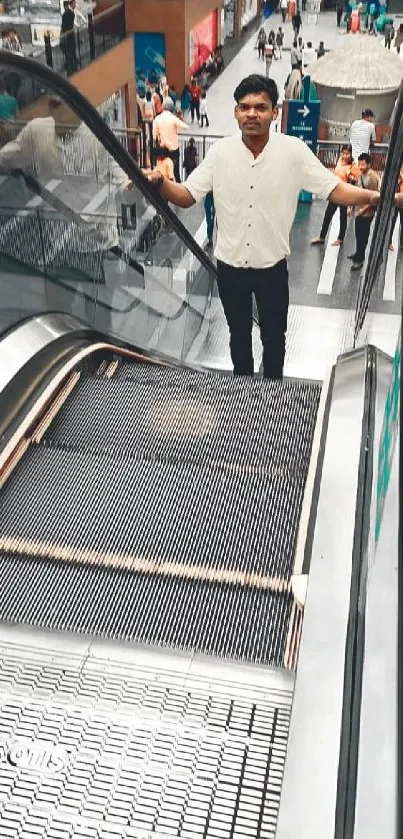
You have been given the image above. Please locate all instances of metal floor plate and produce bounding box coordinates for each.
[0,639,292,839]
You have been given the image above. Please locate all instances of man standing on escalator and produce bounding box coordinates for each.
[142,74,391,380]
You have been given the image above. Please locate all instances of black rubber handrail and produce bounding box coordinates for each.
[0,50,217,279]
[354,79,403,341]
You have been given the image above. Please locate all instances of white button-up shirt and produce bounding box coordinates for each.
[184,133,339,268]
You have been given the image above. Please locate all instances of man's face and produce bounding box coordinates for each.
[358,159,369,175]
[235,92,277,138]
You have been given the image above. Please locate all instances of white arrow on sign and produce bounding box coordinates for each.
[297,105,310,118]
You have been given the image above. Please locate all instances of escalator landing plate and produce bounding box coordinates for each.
[0,640,291,839]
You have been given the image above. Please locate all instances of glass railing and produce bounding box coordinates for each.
[0,52,216,364]
[0,3,126,111]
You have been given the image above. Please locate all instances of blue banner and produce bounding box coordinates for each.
[134,33,166,89]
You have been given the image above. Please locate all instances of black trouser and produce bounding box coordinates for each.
[281,7,286,21]
[336,8,343,26]
[216,258,289,379]
[170,148,181,183]
[320,202,347,241]
[200,114,209,127]
[190,100,200,122]
[258,42,265,58]
[354,216,373,263]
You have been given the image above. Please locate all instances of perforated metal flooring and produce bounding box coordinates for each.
[0,645,292,839]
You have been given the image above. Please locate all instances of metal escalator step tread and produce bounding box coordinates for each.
[43,371,321,473]
[0,446,303,580]
[0,552,292,666]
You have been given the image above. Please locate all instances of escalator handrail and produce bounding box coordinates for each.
[0,50,217,279]
[354,78,403,340]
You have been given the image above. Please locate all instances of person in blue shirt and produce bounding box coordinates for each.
[180,85,192,120]
[204,191,215,250]
[0,83,18,120]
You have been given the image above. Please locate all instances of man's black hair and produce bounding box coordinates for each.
[358,152,371,164]
[234,75,279,108]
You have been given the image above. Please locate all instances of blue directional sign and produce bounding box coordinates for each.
[287,99,321,153]
[287,83,321,203]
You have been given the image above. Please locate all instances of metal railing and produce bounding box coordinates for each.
[120,123,390,177]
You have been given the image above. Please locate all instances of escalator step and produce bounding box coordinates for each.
[43,364,320,474]
[1,445,302,580]
[0,552,292,665]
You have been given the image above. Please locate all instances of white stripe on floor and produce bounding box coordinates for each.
[173,219,207,295]
[82,183,110,216]
[383,220,399,301]
[26,179,61,208]
[316,213,341,295]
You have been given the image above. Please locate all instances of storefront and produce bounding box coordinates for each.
[189,10,218,76]
[240,0,258,30]
[221,0,235,41]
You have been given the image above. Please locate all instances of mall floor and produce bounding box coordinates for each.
[176,9,403,372]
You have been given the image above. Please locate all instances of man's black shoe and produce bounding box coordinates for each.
[351,261,364,271]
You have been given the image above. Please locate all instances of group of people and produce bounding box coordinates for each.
[335,0,403,49]
[138,78,209,130]
[257,26,285,61]
[310,108,401,270]
[136,76,212,185]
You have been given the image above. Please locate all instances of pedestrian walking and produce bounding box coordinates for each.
[293,10,302,37]
[290,39,299,67]
[190,78,202,124]
[180,84,192,120]
[280,0,288,23]
[395,23,403,53]
[275,27,284,59]
[349,153,379,271]
[349,109,376,162]
[257,26,267,59]
[153,97,188,183]
[144,74,386,379]
[336,0,344,27]
[311,145,358,247]
[264,43,274,77]
[384,20,395,49]
[199,92,209,128]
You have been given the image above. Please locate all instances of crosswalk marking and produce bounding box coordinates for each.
[26,179,61,208]
[383,220,399,301]
[316,213,342,295]
[82,183,110,216]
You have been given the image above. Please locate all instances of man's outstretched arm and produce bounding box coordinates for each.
[142,169,195,207]
[328,181,379,207]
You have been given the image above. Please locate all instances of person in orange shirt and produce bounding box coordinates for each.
[389,168,403,251]
[154,146,175,181]
[311,145,359,247]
